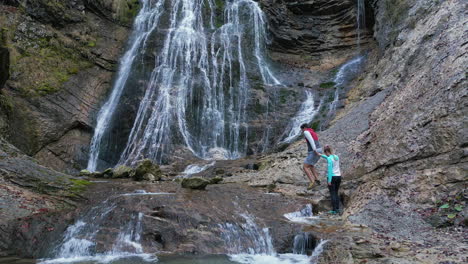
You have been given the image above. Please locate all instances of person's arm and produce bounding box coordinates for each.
[327,158,333,184]
[304,131,317,151]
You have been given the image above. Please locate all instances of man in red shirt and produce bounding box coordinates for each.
[300,123,322,189]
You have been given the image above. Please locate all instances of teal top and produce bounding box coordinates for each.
[320,154,340,183]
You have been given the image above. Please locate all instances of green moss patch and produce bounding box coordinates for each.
[69,178,92,194]
[12,37,92,96]
[319,81,336,89]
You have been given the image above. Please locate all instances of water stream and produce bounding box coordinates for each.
[37,192,174,264]
[87,0,281,171]
[281,91,322,143]
[356,0,366,48]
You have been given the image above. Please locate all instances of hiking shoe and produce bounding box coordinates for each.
[328,210,337,215]
[315,180,321,185]
[307,182,314,190]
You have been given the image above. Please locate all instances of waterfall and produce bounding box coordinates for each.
[37,194,173,264]
[218,213,275,255]
[356,0,366,48]
[310,240,328,263]
[326,55,366,117]
[293,232,316,255]
[87,0,165,172]
[281,91,322,143]
[87,0,280,171]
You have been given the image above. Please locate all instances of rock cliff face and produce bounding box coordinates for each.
[260,0,374,67]
[0,0,137,174]
[224,0,467,262]
[0,0,466,262]
[0,138,88,256]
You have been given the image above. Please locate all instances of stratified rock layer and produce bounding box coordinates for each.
[0,1,134,174]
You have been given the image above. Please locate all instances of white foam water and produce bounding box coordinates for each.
[219,212,327,264]
[121,190,175,196]
[283,204,319,224]
[310,240,328,263]
[181,161,216,177]
[229,253,310,264]
[38,202,156,264]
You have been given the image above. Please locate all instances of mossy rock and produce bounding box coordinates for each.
[258,160,272,171]
[181,177,210,190]
[142,173,159,182]
[92,168,113,178]
[69,178,92,195]
[134,159,162,181]
[79,169,92,176]
[209,176,223,184]
[319,81,336,88]
[113,165,134,178]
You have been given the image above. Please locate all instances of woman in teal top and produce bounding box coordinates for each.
[316,145,342,214]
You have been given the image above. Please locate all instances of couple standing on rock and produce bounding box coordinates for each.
[301,123,342,214]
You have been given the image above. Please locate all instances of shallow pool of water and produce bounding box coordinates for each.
[0,253,313,264]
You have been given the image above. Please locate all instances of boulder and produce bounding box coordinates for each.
[134,159,162,181]
[209,176,223,184]
[79,169,92,177]
[112,165,134,178]
[143,173,158,182]
[181,177,210,190]
[93,168,113,178]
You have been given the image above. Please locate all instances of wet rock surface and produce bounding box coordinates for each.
[0,138,87,257]
[33,180,313,256]
[0,0,466,263]
[0,1,132,174]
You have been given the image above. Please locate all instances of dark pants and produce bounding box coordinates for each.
[328,176,342,211]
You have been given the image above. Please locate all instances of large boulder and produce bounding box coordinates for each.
[112,165,134,178]
[134,159,162,181]
[181,177,210,190]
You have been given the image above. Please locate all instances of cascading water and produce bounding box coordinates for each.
[293,232,316,255]
[281,91,322,143]
[356,0,366,48]
[218,213,275,255]
[219,213,315,264]
[87,0,281,171]
[178,161,216,178]
[327,55,366,117]
[38,192,173,264]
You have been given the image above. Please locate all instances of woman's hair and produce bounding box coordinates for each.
[324,145,333,154]
[300,123,309,129]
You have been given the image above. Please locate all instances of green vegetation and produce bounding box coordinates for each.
[279,88,295,104]
[0,93,13,113]
[326,91,335,103]
[69,178,92,194]
[319,81,336,88]
[11,36,92,96]
[254,100,266,114]
[117,0,141,24]
[310,120,320,131]
[214,0,225,28]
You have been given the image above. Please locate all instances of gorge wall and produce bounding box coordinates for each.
[0,0,466,262]
[1,0,375,173]
[0,0,137,174]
